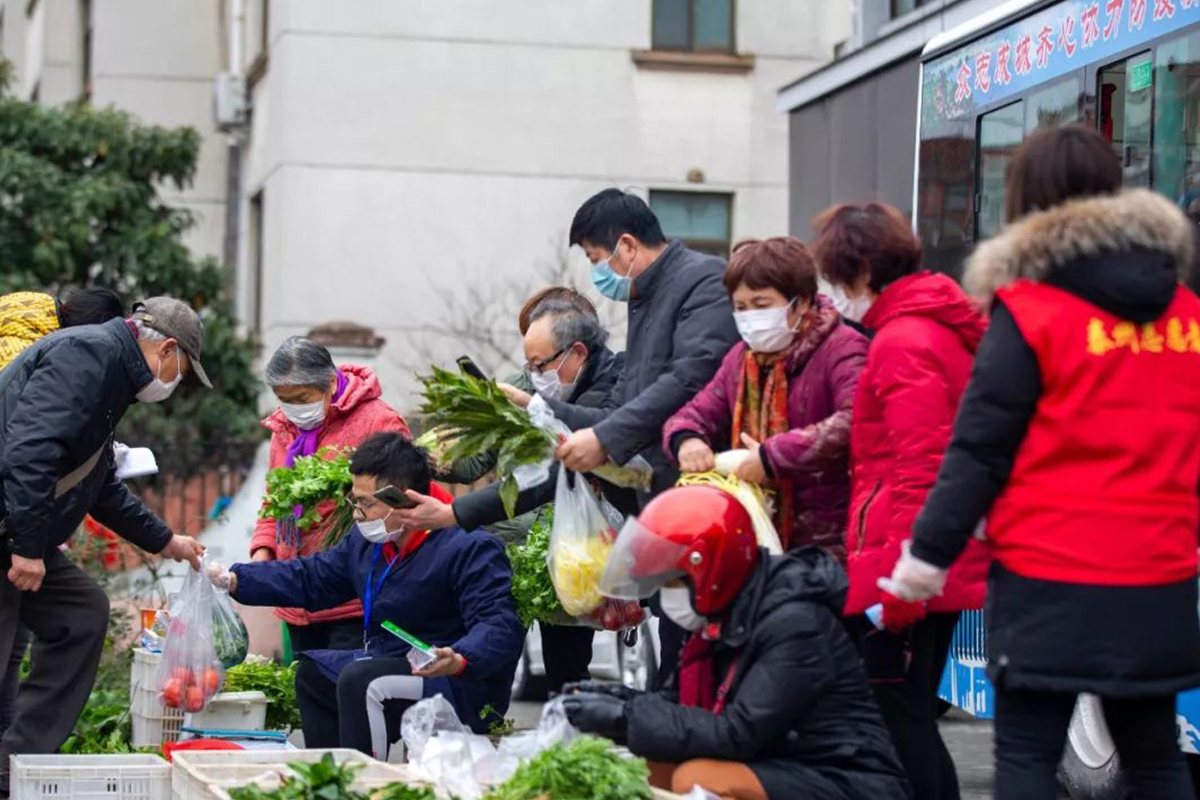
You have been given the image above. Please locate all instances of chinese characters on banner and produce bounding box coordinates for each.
[927,0,1198,121]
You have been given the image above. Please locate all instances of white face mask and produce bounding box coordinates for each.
[280,399,327,431]
[828,285,873,323]
[136,348,182,404]
[660,585,704,631]
[358,511,403,544]
[733,302,800,354]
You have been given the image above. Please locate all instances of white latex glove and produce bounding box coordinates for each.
[877,540,948,602]
[206,560,236,593]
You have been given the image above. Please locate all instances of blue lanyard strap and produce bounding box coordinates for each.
[363,544,399,644]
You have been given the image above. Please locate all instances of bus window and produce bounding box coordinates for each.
[1100,52,1153,188]
[976,102,1024,240]
[1154,31,1200,216]
[1025,76,1081,135]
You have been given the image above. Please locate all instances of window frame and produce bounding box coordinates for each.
[651,0,736,55]
[648,189,735,258]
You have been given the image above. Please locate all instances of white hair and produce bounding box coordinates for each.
[133,319,168,342]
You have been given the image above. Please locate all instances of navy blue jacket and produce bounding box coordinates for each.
[231,524,525,732]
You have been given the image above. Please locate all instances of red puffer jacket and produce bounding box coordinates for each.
[249,364,410,626]
[844,272,991,615]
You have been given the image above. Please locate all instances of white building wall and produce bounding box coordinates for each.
[242,0,849,411]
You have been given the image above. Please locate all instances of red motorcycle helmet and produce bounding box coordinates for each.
[600,485,759,616]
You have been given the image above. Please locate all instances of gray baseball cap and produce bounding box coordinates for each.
[130,297,212,389]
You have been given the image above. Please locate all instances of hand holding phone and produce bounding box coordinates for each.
[374,485,418,509]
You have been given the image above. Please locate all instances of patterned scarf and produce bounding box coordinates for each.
[731,346,796,549]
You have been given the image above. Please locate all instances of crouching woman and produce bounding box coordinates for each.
[562,485,909,800]
[209,432,526,760]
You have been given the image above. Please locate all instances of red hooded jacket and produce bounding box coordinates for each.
[249,364,410,626]
[844,273,991,615]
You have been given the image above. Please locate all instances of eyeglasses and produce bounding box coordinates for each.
[524,347,568,376]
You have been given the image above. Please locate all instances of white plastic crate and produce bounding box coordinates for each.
[130,649,184,748]
[186,692,268,732]
[172,748,415,800]
[9,754,170,800]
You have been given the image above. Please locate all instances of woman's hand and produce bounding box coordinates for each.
[734,434,768,484]
[677,438,715,473]
[413,646,466,678]
[393,490,457,532]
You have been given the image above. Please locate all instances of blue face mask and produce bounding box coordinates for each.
[590,242,633,302]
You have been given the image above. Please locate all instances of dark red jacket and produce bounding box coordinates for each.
[844,272,991,614]
[662,297,867,561]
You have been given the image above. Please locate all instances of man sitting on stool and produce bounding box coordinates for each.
[208,432,525,758]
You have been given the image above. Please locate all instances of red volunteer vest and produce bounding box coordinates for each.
[988,280,1200,586]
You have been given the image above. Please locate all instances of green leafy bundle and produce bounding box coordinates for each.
[483,736,653,800]
[60,689,133,755]
[261,448,356,550]
[224,659,301,731]
[228,753,436,800]
[506,507,569,628]
[419,366,554,517]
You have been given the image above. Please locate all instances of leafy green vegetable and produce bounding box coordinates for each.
[261,448,356,550]
[227,753,436,800]
[60,689,134,755]
[483,736,653,800]
[224,658,301,731]
[419,366,554,518]
[479,703,517,738]
[506,507,570,628]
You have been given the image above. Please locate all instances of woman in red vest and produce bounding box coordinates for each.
[812,202,990,800]
[883,125,1200,800]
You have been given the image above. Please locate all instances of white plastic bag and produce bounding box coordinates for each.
[401,694,491,800]
[548,468,647,631]
[154,563,224,713]
[525,396,654,492]
[496,697,577,761]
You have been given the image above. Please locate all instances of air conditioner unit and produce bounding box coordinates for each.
[213,72,248,132]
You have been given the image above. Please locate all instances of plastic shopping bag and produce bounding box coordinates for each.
[211,575,249,669]
[521,396,654,492]
[155,560,225,713]
[548,468,646,630]
[401,694,493,800]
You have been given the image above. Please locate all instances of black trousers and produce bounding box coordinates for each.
[286,618,363,655]
[295,656,423,759]
[852,611,961,800]
[0,550,109,790]
[539,623,594,695]
[0,624,30,738]
[994,688,1191,800]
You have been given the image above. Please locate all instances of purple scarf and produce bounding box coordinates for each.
[284,369,349,467]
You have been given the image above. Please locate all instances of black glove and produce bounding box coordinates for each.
[560,681,639,702]
[562,693,628,741]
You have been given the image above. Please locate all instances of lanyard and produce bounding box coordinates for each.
[362,544,399,650]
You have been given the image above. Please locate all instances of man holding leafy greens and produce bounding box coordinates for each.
[250,337,409,656]
[210,432,525,760]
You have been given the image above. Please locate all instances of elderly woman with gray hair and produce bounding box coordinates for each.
[249,337,409,654]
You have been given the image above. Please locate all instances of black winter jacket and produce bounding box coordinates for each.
[913,188,1200,697]
[0,318,173,558]
[546,241,739,498]
[451,346,637,530]
[625,548,909,800]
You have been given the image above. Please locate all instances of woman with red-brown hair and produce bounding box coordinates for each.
[662,237,867,559]
[812,203,990,800]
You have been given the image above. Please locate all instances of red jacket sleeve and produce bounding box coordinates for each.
[760,331,865,479]
[661,344,742,462]
[872,325,958,552]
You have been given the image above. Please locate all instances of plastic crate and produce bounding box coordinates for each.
[172,748,416,800]
[9,754,170,800]
[186,692,268,732]
[130,649,185,748]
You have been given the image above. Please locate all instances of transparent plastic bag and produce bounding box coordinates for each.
[547,468,646,630]
[497,696,577,761]
[154,562,224,713]
[401,694,492,800]
[525,396,653,492]
[211,568,248,669]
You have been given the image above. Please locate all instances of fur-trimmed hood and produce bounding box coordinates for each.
[964,189,1195,301]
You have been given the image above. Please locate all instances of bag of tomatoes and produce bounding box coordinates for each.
[155,556,227,713]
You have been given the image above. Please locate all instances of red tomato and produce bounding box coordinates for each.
[161,677,183,708]
[171,666,195,687]
[184,685,205,713]
[202,668,222,697]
